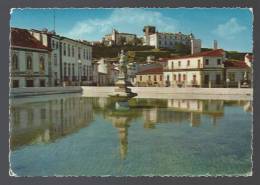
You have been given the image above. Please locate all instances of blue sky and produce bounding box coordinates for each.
[10,8,253,52]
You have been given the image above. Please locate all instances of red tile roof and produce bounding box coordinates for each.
[224,60,249,68]
[11,28,50,51]
[136,67,163,75]
[165,49,225,60]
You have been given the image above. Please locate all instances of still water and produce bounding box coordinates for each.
[10,94,252,176]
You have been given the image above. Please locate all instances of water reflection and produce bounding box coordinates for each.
[10,97,94,150]
[10,96,252,160]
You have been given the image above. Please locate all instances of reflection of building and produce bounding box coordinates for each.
[142,99,225,128]
[10,97,94,150]
[143,108,158,129]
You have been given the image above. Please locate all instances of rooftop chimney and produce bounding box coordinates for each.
[191,39,201,55]
[213,40,218,50]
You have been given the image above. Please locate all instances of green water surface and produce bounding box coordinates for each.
[9,95,252,176]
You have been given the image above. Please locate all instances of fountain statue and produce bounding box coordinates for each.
[110,50,137,99]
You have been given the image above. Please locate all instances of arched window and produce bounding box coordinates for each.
[39,56,45,71]
[26,55,32,70]
[12,54,18,70]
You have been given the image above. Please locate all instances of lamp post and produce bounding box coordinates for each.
[78,59,82,86]
[226,78,230,88]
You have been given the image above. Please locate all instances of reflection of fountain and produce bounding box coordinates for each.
[109,50,137,99]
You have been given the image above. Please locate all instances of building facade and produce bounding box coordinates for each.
[60,37,92,86]
[30,29,61,86]
[10,28,51,88]
[163,49,226,87]
[29,28,93,86]
[135,67,164,87]
[224,59,252,88]
[103,29,137,46]
[143,26,194,49]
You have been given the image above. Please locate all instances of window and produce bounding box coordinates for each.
[68,44,70,57]
[12,80,19,88]
[26,80,34,87]
[40,109,46,119]
[217,59,221,65]
[178,61,181,67]
[86,49,89,59]
[64,63,67,76]
[173,74,176,81]
[171,62,174,69]
[216,74,221,84]
[12,54,19,70]
[54,54,57,66]
[39,56,45,71]
[197,59,201,68]
[204,74,209,85]
[68,64,71,77]
[228,72,235,81]
[83,65,86,77]
[154,75,157,81]
[40,80,45,87]
[63,43,66,56]
[52,40,55,49]
[83,49,85,59]
[78,47,81,59]
[148,76,151,81]
[72,46,74,57]
[26,56,33,70]
[167,75,170,81]
[56,42,59,49]
[72,64,75,76]
[205,59,209,65]
[160,75,163,81]
[178,74,181,82]
[183,74,186,81]
[140,75,142,81]
[193,75,197,82]
[187,60,190,66]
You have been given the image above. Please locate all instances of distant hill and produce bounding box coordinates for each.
[92,45,155,58]
[93,45,250,63]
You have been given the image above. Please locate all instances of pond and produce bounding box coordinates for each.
[9,94,252,176]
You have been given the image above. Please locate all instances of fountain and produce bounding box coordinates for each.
[109,50,137,100]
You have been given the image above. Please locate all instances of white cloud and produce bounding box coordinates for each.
[67,9,179,40]
[213,17,246,39]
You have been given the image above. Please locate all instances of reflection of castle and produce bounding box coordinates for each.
[10,97,94,150]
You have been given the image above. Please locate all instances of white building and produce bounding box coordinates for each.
[163,49,226,87]
[60,37,92,86]
[96,58,119,86]
[10,28,51,88]
[224,54,252,87]
[30,29,61,86]
[103,29,137,46]
[143,26,194,49]
[29,28,93,86]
